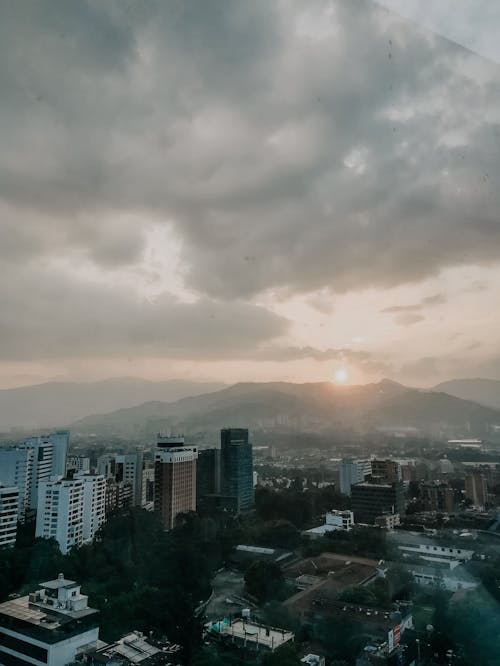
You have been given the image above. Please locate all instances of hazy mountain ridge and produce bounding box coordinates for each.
[72,379,500,439]
[433,378,500,410]
[0,378,225,432]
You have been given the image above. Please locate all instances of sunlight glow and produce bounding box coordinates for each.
[333,368,348,384]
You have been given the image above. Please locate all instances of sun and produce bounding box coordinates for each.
[333,368,348,384]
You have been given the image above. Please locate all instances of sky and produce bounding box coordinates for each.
[1,0,500,389]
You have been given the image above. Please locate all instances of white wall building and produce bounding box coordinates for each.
[75,473,106,542]
[66,456,90,473]
[339,459,368,496]
[304,510,354,537]
[0,574,99,666]
[0,485,19,548]
[0,447,33,520]
[398,543,474,565]
[36,477,85,554]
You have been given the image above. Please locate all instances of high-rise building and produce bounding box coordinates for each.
[370,459,401,483]
[196,448,221,508]
[0,447,33,520]
[105,479,133,516]
[97,452,143,506]
[35,471,105,555]
[351,481,405,524]
[465,472,488,509]
[154,435,198,530]
[0,573,99,665]
[141,466,155,510]
[113,453,143,506]
[420,481,455,513]
[75,473,106,542]
[36,477,85,554]
[220,428,254,512]
[0,485,19,548]
[339,459,365,496]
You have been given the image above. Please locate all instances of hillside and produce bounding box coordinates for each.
[434,378,500,410]
[0,378,225,432]
[72,379,500,439]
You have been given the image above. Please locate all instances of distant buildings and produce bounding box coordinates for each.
[105,478,133,516]
[97,452,144,506]
[420,481,455,513]
[220,428,254,511]
[197,448,221,507]
[304,510,354,538]
[351,481,405,525]
[66,455,90,473]
[465,471,488,509]
[154,434,198,530]
[86,630,181,664]
[0,573,99,665]
[370,459,401,483]
[0,485,19,547]
[0,430,70,518]
[339,458,369,496]
[35,472,105,554]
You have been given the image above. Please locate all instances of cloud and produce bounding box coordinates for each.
[0,0,499,301]
[0,267,288,361]
[394,313,425,326]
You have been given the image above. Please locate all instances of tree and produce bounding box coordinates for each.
[244,560,285,603]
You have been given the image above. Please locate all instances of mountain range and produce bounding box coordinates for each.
[71,379,500,440]
[0,378,224,432]
[433,378,500,410]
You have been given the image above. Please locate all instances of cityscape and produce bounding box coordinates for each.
[1,1,500,665]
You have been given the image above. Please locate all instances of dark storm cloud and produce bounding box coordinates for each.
[0,0,499,364]
[0,267,287,361]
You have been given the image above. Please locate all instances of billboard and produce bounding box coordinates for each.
[388,624,401,652]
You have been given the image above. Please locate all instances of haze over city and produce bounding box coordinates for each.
[2,0,500,390]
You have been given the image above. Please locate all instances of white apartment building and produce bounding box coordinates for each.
[339,459,369,496]
[0,485,19,548]
[36,473,106,554]
[66,456,90,473]
[0,574,99,666]
[0,447,33,520]
[304,510,354,538]
[36,477,85,554]
[75,473,106,542]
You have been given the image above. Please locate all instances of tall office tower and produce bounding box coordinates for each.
[220,428,254,512]
[75,473,106,542]
[154,434,198,530]
[196,448,221,507]
[339,458,365,496]
[0,485,19,547]
[465,471,488,509]
[351,480,405,524]
[36,477,85,554]
[370,459,401,483]
[0,447,33,520]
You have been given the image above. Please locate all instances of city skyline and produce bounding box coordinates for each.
[1,1,500,390]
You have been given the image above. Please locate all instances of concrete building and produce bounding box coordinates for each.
[154,435,197,530]
[304,510,354,537]
[0,447,33,520]
[374,513,400,530]
[75,473,106,543]
[66,456,90,473]
[141,466,155,510]
[410,564,478,592]
[465,471,488,509]
[196,448,220,508]
[36,477,85,554]
[220,428,254,512]
[370,459,401,483]
[105,478,133,516]
[398,542,474,565]
[339,459,366,496]
[0,485,19,548]
[351,481,405,525]
[86,630,181,664]
[208,617,294,653]
[0,573,99,666]
[24,431,70,510]
[420,481,455,513]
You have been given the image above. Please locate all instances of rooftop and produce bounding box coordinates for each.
[211,618,294,651]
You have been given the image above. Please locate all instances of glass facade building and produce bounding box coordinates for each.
[220,428,254,512]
